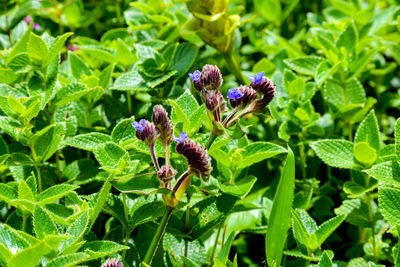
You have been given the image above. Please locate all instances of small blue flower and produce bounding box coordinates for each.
[188,70,201,82]
[132,119,146,132]
[173,132,188,143]
[249,72,265,84]
[227,89,244,100]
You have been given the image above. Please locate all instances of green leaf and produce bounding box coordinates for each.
[89,174,113,229]
[336,22,357,53]
[322,78,366,111]
[31,123,65,162]
[63,133,112,152]
[169,43,198,78]
[0,184,18,203]
[318,251,333,267]
[111,71,148,91]
[284,56,325,76]
[53,83,93,107]
[0,224,30,254]
[314,215,345,250]
[111,117,136,144]
[18,180,34,202]
[8,241,46,267]
[6,25,32,65]
[220,176,257,198]
[80,241,128,260]
[46,252,89,267]
[27,33,48,65]
[93,142,127,168]
[353,142,377,166]
[292,209,316,248]
[310,140,355,169]
[217,232,235,263]
[163,233,207,266]
[378,187,400,226]
[111,175,160,194]
[236,142,287,169]
[0,116,27,144]
[33,205,59,239]
[364,161,400,187]
[254,0,281,22]
[60,210,89,252]
[46,32,73,67]
[37,184,79,204]
[266,146,295,267]
[354,110,380,153]
[395,119,400,159]
[69,52,91,80]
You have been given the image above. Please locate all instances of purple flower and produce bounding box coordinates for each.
[249,72,265,84]
[33,23,40,30]
[173,132,188,143]
[132,119,146,132]
[227,89,244,100]
[188,70,201,82]
[24,15,33,24]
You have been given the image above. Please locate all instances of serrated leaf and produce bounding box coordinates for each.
[364,161,400,187]
[0,184,17,203]
[220,176,257,198]
[36,184,78,204]
[111,71,148,91]
[313,215,344,250]
[33,205,59,239]
[284,56,325,76]
[395,119,400,159]
[111,117,136,143]
[46,252,89,267]
[336,22,357,53]
[292,209,316,248]
[63,133,112,152]
[353,142,377,166]
[111,175,160,194]
[27,33,48,65]
[236,142,287,169]
[53,83,93,107]
[46,32,73,67]
[89,174,113,230]
[60,210,89,252]
[378,187,400,226]
[69,52,91,80]
[266,147,295,267]
[164,233,207,266]
[311,140,355,169]
[80,241,128,260]
[8,241,46,267]
[18,180,34,202]
[94,142,127,168]
[354,110,379,153]
[169,43,198,78]
[318,251,333,267]
[0,224,30,254]
[31,123,65,162]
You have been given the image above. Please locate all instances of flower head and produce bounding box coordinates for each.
[132,119,158,146]
[228,86,257,109]
[200,64,222,91]
[101,258,124,267]
[250,76,275,96]
[188,70,201,82]
[33,23,40,30]
[176,139,212,178]
[189,70,202,92]
[227,89,244,100]
[132,119,146,132]
[157,165,177,184]
[24,15,33,24]
[173,132,188,143]
[152,105,173,144]
[249,72,265,84]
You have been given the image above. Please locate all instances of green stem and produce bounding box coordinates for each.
[122,193,129,225]
[222,51,246,84]
[22,215,27,231]
[348,123,353,142]
[367,191,377,261]
[122,229,132,260]
[141,207,174,266]
[205,133,218,149]
[35,166,42,192]
[56,151,61,183]
[299,140,307,179]
[183,199,190,267]
[165,144,171,166]
[127,91,132,116]
[209,221,223,266]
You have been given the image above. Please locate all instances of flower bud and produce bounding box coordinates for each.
[200,64,222,91]
[205,90,219,111]
[101,258,124,267]
[246,94,273,114]
[175,138,212,178]
[132,119,158,146]
[217,91,227,113]
[157,165,177,184]
[188,70,203,92]
[227,86,257,109]
[152,105,173,145]
[250,72,275,96]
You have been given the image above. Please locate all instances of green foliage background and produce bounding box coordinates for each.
[0,0,400,266]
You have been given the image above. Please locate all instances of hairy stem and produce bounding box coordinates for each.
[209,220,223,266]
[141,207,174,266]
[149,144,160,171]
[35,166,42,192]
[165,143,171,166]
[222,107,239,128]
[205,133,218,149]
[127,91,132,116]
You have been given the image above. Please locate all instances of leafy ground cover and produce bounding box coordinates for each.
[0,0,400,266]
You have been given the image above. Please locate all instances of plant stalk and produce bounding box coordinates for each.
[222,51,246,84]
[149,144,160,171]
[141,207,174,266]
[205,133,218,149]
